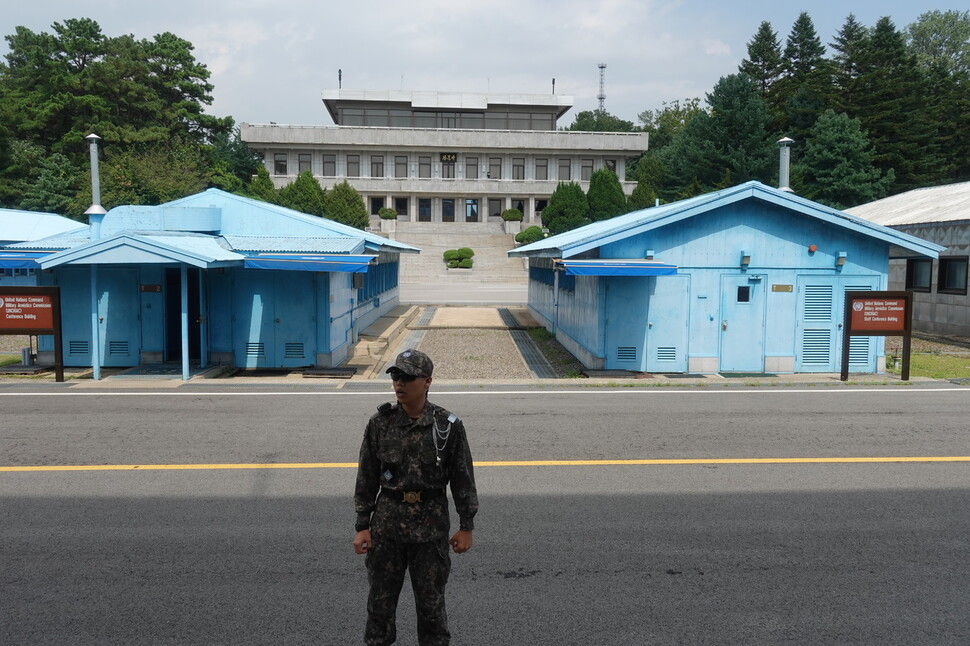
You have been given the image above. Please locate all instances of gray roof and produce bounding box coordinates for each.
[846,181,970,226]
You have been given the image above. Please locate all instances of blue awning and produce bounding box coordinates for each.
[554,259,678,276]
[0,251,52,269]
[242,253,376,273]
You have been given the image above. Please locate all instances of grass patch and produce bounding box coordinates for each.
[527,327,587,378]
[887,352,970,379]
[0,355,20,367]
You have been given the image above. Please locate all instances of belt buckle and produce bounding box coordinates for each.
[402,491,422,504]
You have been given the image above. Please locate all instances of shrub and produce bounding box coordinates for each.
[443,249,460,261]
[457,247,475,259]
[458,258,473,269]
[516,226,544,245]
[501,208,523,221]
[447,259,460,269]
[378,207,397,220]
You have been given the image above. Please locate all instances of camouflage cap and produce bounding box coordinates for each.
[386,349,434,377]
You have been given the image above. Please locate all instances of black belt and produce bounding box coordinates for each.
[381,489,444,504]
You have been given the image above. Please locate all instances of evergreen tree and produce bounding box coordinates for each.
[775,12,832,141]
[322,180,368,229]
[740,21,783,95]
[245,166,277,204]
[18,153,79,213]
[541,182,589,235]
[906,10,970,78]
[657,74,773,198]
[627,154,665,210]
[830,14,870,115]
[276,171,327,217]
[586,168,627,221]
[564,109,637,132]
[794,110,893,209]
[856,17,944,191]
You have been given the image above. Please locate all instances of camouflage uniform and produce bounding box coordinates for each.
[355,399,478,646]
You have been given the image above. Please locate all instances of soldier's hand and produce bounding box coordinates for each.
[354,530,373,554]
[449,530,473,554]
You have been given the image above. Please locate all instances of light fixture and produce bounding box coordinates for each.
[740,251,751,269]
[645,249,655,260]
[835,251,847,268]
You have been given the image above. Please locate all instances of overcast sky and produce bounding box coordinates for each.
[2,1,948,127]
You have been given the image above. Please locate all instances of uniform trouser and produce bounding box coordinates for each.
[365,536,451,646]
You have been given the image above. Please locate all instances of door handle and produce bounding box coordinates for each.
[275,318,281,323]
[721,320,728,331]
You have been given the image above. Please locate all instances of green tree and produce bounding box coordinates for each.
[658,74,772,197]
[0,18,229,157]
[636,98,703,150]
[627,154,664,210]
[67,140,209,216]
[245,166,277,203]
[322,180,368,229]
[0,139,46,207]
[794,110,893,209]
[830,14,870,115]
[740,21,783,95]
[541,182,589,235]
[205,125,263,191]
[586,168,627,221]
[18,153,79,213]
[564,109,637,132]
[276,171,327,216]
[906,10,970,77]
[855,17,945,190]
[774,12,833,141]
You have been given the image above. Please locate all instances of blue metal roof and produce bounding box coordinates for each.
[509,182,944,259]
[40,233,243,269]
[223,235,365,254]
[0,209,86,243]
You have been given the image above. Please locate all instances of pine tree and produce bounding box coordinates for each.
[774,12,833,141]
[855,17,944,191]
[540,182,589,235]
[586,168,627,221]
[245,166,277,204]
[322,180,368,229]
[740,21,783,95]
[277,171,327,217]
[794,110,893,209]
[18,153,79,213]
[830,14,870,115]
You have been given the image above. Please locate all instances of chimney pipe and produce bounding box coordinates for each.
[777,137,794,193]
[84,133,107,240]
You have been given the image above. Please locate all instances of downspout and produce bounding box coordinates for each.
[181,265,190,380]
[552,264,560,336]
[198,270,208,369]
[85,134,107,380]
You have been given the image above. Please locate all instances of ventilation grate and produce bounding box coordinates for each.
[68,341,89,356]
[246,343,265,357]
[801,329,831,365]
[284,342,305,359]
[616,346,637,362]
[848,336,870,365]
[107,341,129,356]
[656,347,677,362]
[803,285,833,321]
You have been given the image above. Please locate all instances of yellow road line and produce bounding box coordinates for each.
[2,456,969,472]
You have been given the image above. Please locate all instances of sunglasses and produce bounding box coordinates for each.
[389,370,422,382]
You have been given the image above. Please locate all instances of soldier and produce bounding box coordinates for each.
[353,349,478,646]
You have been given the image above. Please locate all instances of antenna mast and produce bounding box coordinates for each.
[597,63,607,111]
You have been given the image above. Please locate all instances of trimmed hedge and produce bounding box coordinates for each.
[501,208,523,221]
[443,249,460,261]
[515,226,544,245]
[457,247,474,259]
[378,207,398,220]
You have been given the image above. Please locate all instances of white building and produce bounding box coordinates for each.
[240,89,649,225]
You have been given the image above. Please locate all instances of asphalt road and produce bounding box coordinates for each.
[2,385,969,644]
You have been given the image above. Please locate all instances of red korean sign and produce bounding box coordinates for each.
[848,297,908,334]
[0,292,55,330]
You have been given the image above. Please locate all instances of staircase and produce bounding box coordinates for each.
[382,220,528,284]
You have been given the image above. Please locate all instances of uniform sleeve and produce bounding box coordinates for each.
[354,419,381,531]
[447,420,479,531]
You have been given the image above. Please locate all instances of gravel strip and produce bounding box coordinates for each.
[417,328,532,380]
